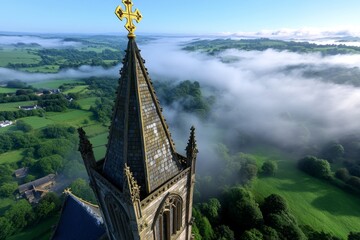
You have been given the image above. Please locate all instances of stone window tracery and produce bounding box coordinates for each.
[153,194,183,240]
[105,194,133,240]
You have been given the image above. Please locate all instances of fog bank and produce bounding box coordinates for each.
[139,38,360,156]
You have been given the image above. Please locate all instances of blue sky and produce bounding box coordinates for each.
[1,0,360,34]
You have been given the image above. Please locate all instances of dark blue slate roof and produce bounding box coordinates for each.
[52,194,106,240]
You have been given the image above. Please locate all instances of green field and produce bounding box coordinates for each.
[63,85,89,94]
[82,124,108,137]
[18,116,56,129]
[8,214,60,240]
[251,148,360,239]
[77,97,99,110]
[0,110,93,131]
[89,132,108,160]
[0,101,36,111]
[78,46,117,53]
[0,49,41,67]
[0,150,24,165]
[45,110,92,127]
[29,79,84,89]
[0,87,18,93]
[20,65,59,73]
[0,125,15,133]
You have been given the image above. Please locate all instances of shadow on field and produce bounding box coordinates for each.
[276,177,322,193]
[311,192,360,216]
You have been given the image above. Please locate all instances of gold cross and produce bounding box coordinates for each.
[115,0,142,38]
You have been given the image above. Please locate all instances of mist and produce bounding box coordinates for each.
[0,65,119,83]
[2,35,360,168]
[223,28,360,47]
[138,38,360,163]
[0,35,81,48]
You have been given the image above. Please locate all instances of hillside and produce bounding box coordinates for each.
[251,147,360,239]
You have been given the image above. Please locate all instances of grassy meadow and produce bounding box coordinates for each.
[77,97,99,110]
[0,49,41,67]
[63,85,88,94]
[0,87,18,94]
[251,148,360,239]
[0,150,24,165]
[0,101,37,111]
[89,132,109,160]
[20,65,59,73]
[29,79,84,89]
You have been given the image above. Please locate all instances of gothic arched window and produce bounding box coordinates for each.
[105,194,133,240]
[153,194,183,240]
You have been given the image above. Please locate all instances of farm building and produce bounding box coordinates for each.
[18,105,38,110]
[18,174,56,204]
[13,167,29,178]
[0,120,13,127]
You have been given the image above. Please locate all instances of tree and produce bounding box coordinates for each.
[200,198,221,224]
[348,232,360,240]
[347,176,360,190]
[322,143,344,162]
[261,194,288,216]
[5,199,34,229]
[35,139,74,158]
[0,165,13,183]
[241,229,263,240]
[348,165,360,178]
[0,182,18,197]
[36,154,64,175]
[298,156,332,179]
[15,120,33,132]
[42,125,73,139]
[335,168,350,181]
[35,192,61,220]
[0,217,14,240]
[266,212,306,240]
[192,224,202,240]
[260,226,280,240]
[261,161,278,176]
[23,174,36,183]
[240,163,258,184]
[214,225,235,240]
[232,201,263,230]
[0,134,13,153]
[223,187,263,233]
[90,98,113,124]
[70,178,96,203]
[192,208,214,240]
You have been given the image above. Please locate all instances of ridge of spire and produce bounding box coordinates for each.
[102,38,182,197]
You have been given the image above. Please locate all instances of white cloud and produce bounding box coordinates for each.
[139,38,360,151]
[0,35,81,48]
[218,27,360,46]
[0,65,119,83]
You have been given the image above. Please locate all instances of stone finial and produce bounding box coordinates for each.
[186,126,198,161]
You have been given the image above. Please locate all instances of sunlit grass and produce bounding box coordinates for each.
[251,148,360,239]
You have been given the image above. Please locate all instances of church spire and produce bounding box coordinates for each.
[102,9,182,197]
[73,2,197,239]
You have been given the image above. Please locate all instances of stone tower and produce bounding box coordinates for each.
[78,1,197,239]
